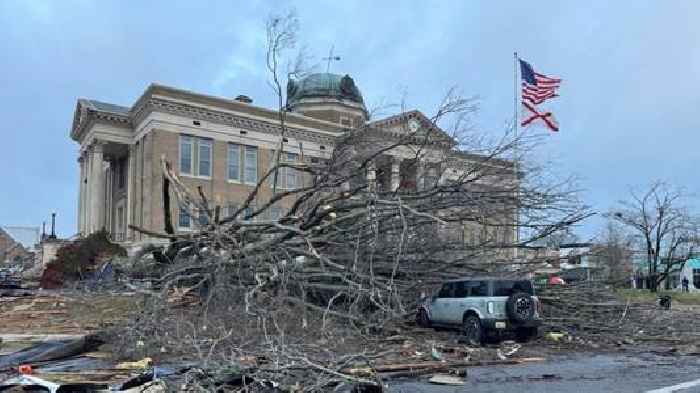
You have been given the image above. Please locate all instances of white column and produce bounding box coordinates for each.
[390,157,401,192]
[84,149,93,233]
[77,155,85,235]
[126,145,135,241]
[89,142,105,233]
[105,162,112,234]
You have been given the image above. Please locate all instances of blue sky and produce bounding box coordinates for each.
[1,1,698,239]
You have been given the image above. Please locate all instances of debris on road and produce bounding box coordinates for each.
[429,373,466,385]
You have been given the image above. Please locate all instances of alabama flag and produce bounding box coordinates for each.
[519,58,561,132]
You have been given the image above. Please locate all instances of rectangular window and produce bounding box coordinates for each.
[236,202,255,221]
[226,203,238,219]
[180,136,193,175]
[244,146,258,184]
[198,139,212,177]
[268,150,284,188]
[198,210,210,226]
[179,206,191,228]
[228,143,241,182]
[285,153,299,189]
[269,151,300,190]
[180,135,212,177]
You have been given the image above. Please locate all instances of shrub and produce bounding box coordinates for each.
[40,230,126,288]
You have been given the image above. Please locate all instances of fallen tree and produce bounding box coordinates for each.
[117,11,592,392]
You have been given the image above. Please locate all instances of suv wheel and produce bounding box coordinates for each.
[463,314,483,346]
[506,292,535,323]
[416,309,431,328]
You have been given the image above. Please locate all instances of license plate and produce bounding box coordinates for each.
[495,322,506,329]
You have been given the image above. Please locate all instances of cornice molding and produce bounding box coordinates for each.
[71,104,130,142]
[133,98,340,145]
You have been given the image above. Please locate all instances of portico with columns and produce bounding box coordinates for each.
[71,99,134,243]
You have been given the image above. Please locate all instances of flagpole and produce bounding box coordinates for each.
[513,51,520,263]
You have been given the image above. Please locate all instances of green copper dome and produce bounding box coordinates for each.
[286,73,365,107]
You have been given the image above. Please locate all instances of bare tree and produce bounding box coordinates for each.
[609,181,698,291]
[126,12,594,390]
[594,219,635,286]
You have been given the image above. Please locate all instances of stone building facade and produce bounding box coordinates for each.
[70,73,516,251]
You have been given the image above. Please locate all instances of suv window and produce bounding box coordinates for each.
[470,281,489,297]
[450,280,489,297]
[454,281,470,297]
[437,283,454,298]
[492,280,535,296]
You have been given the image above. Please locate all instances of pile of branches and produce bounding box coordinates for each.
[120,127,590,390]
[540,283,697,347]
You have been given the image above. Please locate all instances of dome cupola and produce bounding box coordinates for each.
[286,73,367,127]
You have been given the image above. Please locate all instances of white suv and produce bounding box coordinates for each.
[416,277,542,344]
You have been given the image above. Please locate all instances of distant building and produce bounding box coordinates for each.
[0,227,36,268]
[69,73,517,251]
[677,259,700,291]
[558,242,610,282]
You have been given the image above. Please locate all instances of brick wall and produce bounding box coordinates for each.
[142,130,301,235]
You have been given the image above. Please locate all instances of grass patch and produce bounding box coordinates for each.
[616,289,700,305]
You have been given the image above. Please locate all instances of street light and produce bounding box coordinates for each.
[49,211,56,240]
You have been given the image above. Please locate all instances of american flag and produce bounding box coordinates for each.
[519,58,561,132]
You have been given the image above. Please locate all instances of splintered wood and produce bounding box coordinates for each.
[0,291,138,336]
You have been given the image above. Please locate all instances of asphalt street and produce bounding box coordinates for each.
[389,353,700,393]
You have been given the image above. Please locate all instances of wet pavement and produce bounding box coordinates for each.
[389,353,700,393]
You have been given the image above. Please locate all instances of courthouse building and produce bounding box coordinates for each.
[70,73,515,250]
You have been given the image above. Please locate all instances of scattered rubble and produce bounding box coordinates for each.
[6,263,700,392]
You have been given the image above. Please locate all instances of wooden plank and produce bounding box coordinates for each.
[0,334,86,342]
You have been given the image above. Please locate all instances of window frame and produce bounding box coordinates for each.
[227,143,242,183]
[197,138,212,178]
[179,135,212,179]
[198,210,210,227]
[178,206,191,229]
[179,135,194,175]
[269,151,301,190]
[284,152,299,190]
[244,146,258,185]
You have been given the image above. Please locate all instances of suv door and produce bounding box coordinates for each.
[447,281,472,324]
[449,280,489,324]
[430,282,454,323]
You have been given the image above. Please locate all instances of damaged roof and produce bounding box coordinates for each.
[80,99,130,115]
